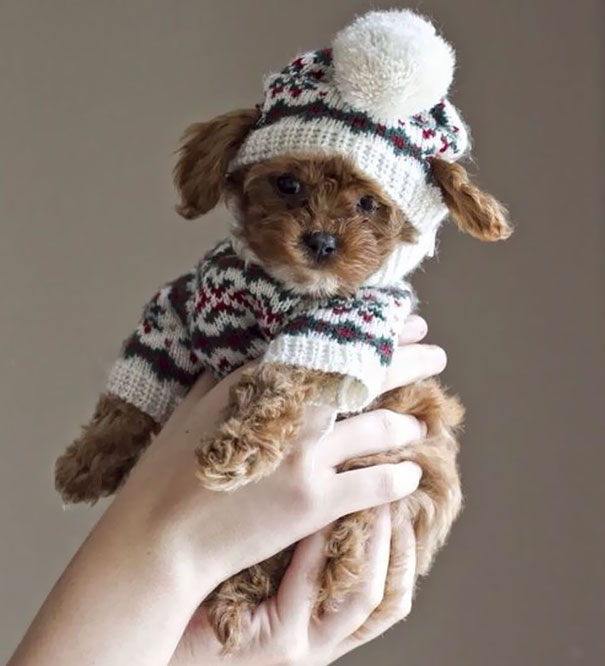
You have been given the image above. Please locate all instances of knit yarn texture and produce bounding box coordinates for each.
[230,47,468,238]
[107,240,414,424]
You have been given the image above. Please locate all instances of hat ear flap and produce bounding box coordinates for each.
[173,108,259,219]
[431,157,512,241]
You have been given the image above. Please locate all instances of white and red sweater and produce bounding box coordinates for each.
[107,240,415,424]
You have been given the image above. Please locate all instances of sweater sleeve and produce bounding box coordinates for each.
[263,284,415,412]
[106,270,204,424]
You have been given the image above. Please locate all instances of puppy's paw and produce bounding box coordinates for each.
[55,446,105,504]
[195,418,286,491]
[195,363,320,491]
[55,394,158,504]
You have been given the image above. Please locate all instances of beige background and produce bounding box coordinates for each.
[1,1,603,664]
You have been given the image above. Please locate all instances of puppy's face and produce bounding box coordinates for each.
[227,154,417,296]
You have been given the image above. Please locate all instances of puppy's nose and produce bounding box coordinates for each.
[303,232,338,260]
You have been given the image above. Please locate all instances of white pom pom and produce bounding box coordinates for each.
[332,9,455,120]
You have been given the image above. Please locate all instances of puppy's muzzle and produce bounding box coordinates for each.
[302,231,338,262]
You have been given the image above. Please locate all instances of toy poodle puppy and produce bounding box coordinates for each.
[55,9,510,652]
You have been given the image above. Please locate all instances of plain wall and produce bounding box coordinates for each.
[1,1,603,663]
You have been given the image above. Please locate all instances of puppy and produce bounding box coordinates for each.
[55,9,511,653]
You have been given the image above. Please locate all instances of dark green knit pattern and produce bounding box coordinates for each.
[117,241,413,393]
[256,48,464,172]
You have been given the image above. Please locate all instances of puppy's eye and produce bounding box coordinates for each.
[276,174,302,195]
[357,195,378,214]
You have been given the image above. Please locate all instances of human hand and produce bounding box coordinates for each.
[170,506,417,666]
[8,315,443,666]
[105,314,443,601]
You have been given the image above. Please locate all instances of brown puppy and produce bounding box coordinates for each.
[55,106,510,652]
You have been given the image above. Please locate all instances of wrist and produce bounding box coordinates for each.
[10,502,210,666]
[100,489,226,606]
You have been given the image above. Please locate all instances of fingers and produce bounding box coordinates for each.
[276,526,331,624]
[381,343,447,394]
[337,519,417,656]
[398,314,428,345]
[327,461,422,521]
[316,505,392,642]
[321,409,426,468]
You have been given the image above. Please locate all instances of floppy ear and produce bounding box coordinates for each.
[173,108,259,219]
[431,157,512,241]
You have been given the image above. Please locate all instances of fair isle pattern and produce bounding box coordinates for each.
[230,48,469,234]
[189,241,301,376]
[107,240,414,423]
[107,270,202,424]
[258,49,465,166]
[265,283,413,408]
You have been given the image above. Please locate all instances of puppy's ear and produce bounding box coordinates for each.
[431,157,512,241]
[173,108,259,219]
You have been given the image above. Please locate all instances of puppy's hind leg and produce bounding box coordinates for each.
[204,548,294,654]
[316,379,463,637]
[314,509,376,613]
[195,363,323,491]
[376,378,464,575]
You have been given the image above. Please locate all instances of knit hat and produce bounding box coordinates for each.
[230,9,470,280]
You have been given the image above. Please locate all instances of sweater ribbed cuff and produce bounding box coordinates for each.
[263,334,392,412]
[106,358,186,424]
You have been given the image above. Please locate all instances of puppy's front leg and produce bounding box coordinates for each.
[195,363,323,491]
[55,394,160,503]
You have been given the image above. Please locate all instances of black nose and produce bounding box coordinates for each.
[303,232,338,260]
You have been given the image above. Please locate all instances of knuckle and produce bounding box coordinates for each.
[396,595,413,620]
[365,584,385,613]
[375,409,400,443]
[286,448,308,476]
[288,475,318,514]
[279,639,306,664]
[378,466,399,501]
[349,604,372,629]
[374,410,423,445]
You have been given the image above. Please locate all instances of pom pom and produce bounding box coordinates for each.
[332,9,455,121]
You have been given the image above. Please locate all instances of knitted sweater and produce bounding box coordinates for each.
[107,240,415,424]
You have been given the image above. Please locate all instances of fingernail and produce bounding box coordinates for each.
[427,345,447,371]
[390,461,423,499]
[402,314,427,337]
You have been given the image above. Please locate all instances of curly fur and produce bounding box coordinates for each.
[431,157,512,241]
[206,547,295,652]
[202,375,463,652]
[55,109,510,652]
[226,154,417,295]
[173,108,260,219]
[55,393,159,504]
[195,364,328,491]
